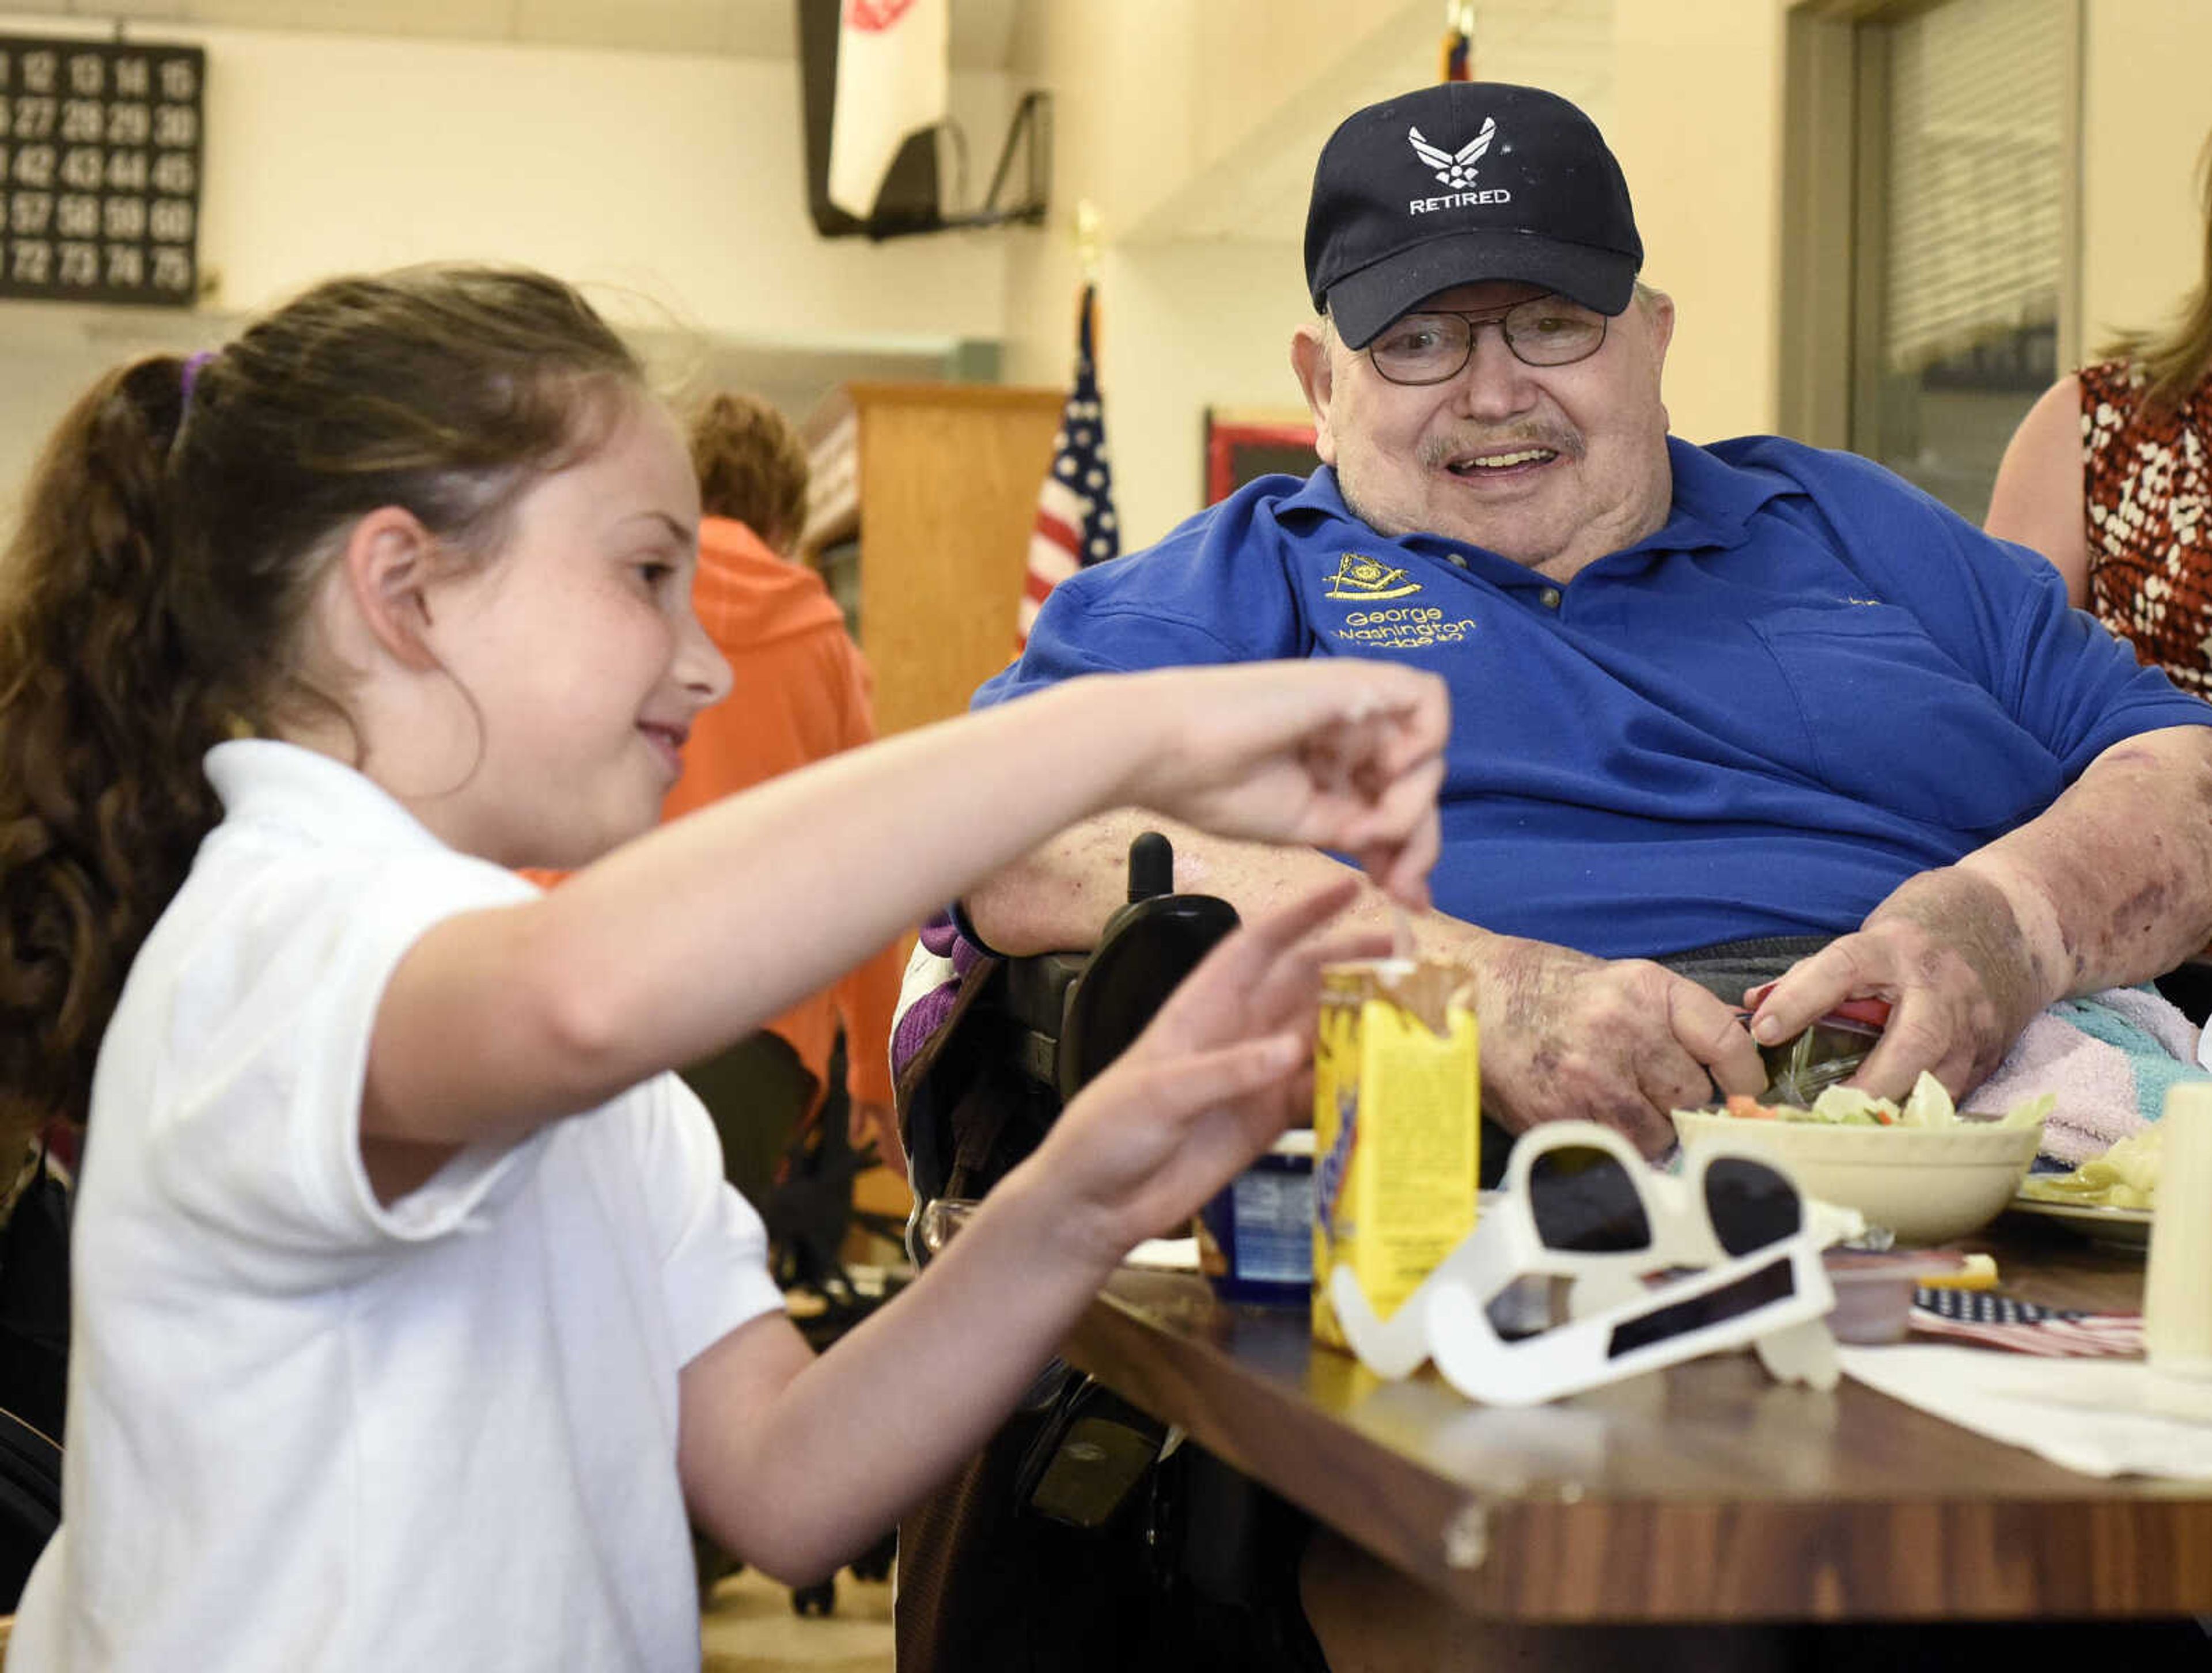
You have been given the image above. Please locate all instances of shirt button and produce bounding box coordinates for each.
[1538,587,1562,610]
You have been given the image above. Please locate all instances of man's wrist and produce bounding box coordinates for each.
[1950,853,2071,1007]
[1405,909,1501,974]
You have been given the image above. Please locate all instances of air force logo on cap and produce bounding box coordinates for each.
[1305,81,1643,348]
[1409,118,1495,190]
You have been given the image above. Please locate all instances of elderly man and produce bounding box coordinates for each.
[956,79,2212,1155]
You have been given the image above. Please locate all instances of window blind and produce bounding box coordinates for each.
[1876,0,2069,373]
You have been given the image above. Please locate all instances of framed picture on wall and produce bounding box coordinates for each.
[1204,408,1319,505]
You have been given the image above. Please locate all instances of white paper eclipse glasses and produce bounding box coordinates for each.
[1329,1121,1861,1405]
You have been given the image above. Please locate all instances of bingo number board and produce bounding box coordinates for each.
[0,36,205,306]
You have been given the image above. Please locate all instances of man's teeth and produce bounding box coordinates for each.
[1452,448,1555,472]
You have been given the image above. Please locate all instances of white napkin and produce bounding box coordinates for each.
[1839,1344,2212,1478]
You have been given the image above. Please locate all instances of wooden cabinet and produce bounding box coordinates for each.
[802,382,1065,738]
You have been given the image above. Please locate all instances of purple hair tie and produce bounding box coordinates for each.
[180,349,216,409]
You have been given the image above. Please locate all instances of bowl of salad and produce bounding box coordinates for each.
[1672,1075,2049,1246]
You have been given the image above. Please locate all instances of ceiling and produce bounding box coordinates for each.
[3,0,1022,65]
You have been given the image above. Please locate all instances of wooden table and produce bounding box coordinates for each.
[1060,1216,2212,1622]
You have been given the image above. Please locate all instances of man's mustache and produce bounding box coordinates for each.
[1419,426,1585,468]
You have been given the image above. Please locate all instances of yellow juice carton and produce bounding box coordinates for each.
[1310,959,1480,1351]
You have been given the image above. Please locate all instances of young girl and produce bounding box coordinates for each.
[0,265,1445,1669]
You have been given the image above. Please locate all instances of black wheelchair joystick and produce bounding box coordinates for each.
[1126,829,1174,903]
[1054,833,1241,1100]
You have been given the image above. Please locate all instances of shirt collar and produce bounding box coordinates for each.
[1645,436,1794,553]
[204,738,452,853]
[1268,437,1794,563]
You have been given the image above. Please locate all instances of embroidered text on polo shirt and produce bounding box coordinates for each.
[1332,604,1476,650]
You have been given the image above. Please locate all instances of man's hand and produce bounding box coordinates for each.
[1475,937,1767,1155]
[1745,867,2048,1104]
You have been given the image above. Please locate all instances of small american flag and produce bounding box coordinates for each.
[1016,283,1117,649]
[1910,1288,2145,1358]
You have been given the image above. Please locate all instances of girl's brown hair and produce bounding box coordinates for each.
[2103,136,2212,411]
[0,264,644,1143]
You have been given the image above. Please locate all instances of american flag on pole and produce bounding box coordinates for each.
[1017,283,1118,650]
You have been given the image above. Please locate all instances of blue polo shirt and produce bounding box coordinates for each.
[976,435,2212,959]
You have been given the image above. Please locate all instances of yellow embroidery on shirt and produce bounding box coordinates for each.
[1324,553,1423,601]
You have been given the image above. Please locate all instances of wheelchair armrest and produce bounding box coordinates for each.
[1002,951,1089,1086]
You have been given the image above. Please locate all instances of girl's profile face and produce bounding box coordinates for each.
[417,394,732,868]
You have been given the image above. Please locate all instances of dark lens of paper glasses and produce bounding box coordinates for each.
[1528,1147,1652,1253]
[1607,1254,1796,1359]
[1703,1156,1802,1256]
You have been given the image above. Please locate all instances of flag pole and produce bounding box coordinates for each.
[1440,0,1475,82]
[1074,198,1104,362]
[1074,198,1103,284]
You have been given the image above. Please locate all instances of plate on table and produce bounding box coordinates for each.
[2005,1195,2154,1250]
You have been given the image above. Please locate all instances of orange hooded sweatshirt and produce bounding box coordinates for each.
[661,516,903,1106]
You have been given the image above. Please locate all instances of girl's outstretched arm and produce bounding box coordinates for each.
[362,662,1444,1158]
[672,879,1386,1584]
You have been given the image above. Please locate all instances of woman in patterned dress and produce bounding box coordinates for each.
[1988,145,2212,700]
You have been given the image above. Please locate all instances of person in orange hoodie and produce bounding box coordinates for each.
[664,392,907,1204]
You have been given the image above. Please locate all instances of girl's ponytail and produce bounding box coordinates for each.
[0,355,236,1143]
[0,265,645,1147]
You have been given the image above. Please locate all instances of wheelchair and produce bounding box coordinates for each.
[893,833,1328,1673]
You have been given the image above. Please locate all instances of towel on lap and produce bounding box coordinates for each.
[1969,987,2209,1164]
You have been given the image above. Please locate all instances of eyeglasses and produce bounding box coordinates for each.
[1366,296,1609,385]
[1327,1121,1858,1405]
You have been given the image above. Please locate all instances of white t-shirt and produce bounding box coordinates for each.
[8,741,784,1672]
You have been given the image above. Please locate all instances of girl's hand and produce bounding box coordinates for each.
[1112,662,1448,910]
[1018,877,1387,1268]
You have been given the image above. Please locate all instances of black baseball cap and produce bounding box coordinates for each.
[1306,82,1642,348]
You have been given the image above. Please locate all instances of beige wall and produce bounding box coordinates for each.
[1609,0,2212,443]
[1609,0,1791,443]
[0,13,1012,517]
[996,1,1429,549]
[2079,0,2211,354]
[87,19,1013,339]
[1077,241,1313,554]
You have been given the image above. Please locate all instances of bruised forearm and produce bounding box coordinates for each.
[961,809,1166,954]
[963,809,1488,959]
[966,814,1769,1141]
[1955,724,2212,1003]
